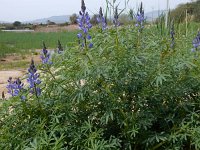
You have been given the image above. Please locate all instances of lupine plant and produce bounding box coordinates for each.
[77,0,93,49]
[41,42,52,64]
[97,7,107,30]
[135,2,145,32]
[27,59,41,97]
[192,31,200,52]
[2,0,200,149]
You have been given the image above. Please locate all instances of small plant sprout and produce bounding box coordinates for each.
[27,59,41,97]
[97,7,107,30]
[2,91,5,100]
[135,2,145,31]
[57,40,63,54]
[77,0,93,49]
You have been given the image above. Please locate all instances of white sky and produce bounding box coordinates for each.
[0,0,191,22]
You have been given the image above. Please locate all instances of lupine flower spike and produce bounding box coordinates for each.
[170,21,175,49]
[41,42,52,64]
[27,59,41,97]
[191,31,200,52]
[135,2,145,32]
[57,40,63,54]
[6,77,24,97]
[113,6,120,27]
[77,0,93,49]
[97,7,107,30]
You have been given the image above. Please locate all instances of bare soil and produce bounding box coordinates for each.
[35,25,78,32]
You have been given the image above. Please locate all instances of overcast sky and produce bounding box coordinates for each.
[0,0,191,22]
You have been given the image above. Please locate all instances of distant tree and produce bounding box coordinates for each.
[47,20,56,25]
[70,13,78,24]
[90,14,98,25]
[13,21,21,27]
[170,0,200,23]
[193,0,200,22]
[118,14,131,25]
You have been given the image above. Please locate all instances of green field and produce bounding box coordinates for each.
[0,31,78,58]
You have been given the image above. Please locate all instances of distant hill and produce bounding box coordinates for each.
[0,11,164,25]
[24,15,70,24]
[0,21,10,24]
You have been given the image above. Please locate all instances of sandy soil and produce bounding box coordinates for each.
[0,54,41,63]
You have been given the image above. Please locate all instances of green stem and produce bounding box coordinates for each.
[47,66,56,80]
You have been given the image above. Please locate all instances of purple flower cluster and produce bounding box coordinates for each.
[192,31,200,52]
[113,7,120,27]
[41,42,52,64]
[6,77,24,97]
[135,2,145,31]
[27,59,41,97]
[97,7,107,30]
[77,0,93,49]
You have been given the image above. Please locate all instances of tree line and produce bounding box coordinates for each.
[170,0,200,23]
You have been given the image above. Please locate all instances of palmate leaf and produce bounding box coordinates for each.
[153,73,171,87]
[176,60,197,70]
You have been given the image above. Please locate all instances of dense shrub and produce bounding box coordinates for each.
[1,1,200,149]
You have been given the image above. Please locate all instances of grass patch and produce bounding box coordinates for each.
[0,31,78,58]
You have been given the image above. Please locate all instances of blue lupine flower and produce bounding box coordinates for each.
[113,7,120,27]
[135,2,145,31]
[27,59,41,97]
[77,0,93,49]
[6,77,24,97]
[41,42,52,64]
[89,43,93,48]
[7,77,14,96]
[57,40,64,54]
[97,7,107,30]
[170,22,175,49]
[14,78,24,96]
[191,31,200,52]
[21,95,26,101]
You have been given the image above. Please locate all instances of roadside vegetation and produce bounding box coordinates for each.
[1,0,200,149]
